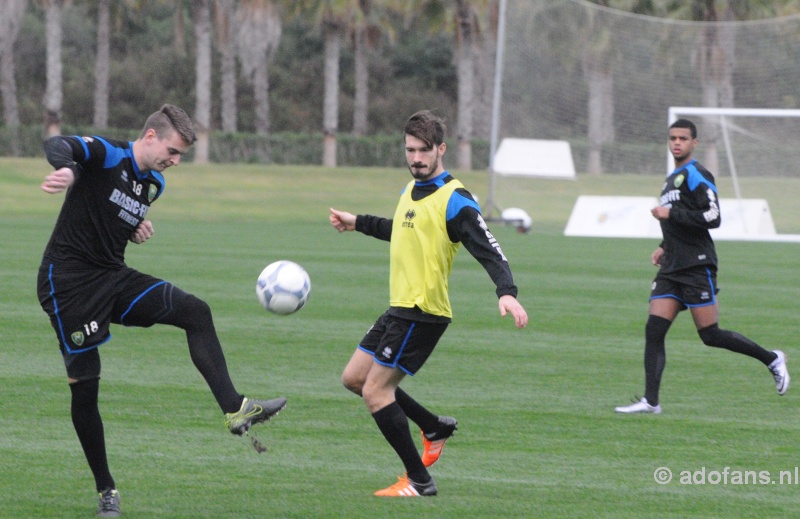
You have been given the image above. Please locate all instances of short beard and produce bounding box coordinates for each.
[409,164,432,180]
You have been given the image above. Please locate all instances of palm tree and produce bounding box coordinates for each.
[582,0,617,175]
[351,0,372,136]
[473,0,499,141]
[0,0,26,155]
[93,0,111,129]
[237,0,282,135]
[215,0,238,133]
[399,0,490,171]
[174,1,188,56]
[320,2,353,166]
[193,0,212,163]
[453,0,479,170]
[295,0,358,167]
[43,0,65,137]
[350,0,395,136]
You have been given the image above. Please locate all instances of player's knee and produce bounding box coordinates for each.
[168,288,213,328]
[341,371,364,395]
[645,315,672,343]
[698,323,722,346]
[64,348,101,381]
[181,293,212,318]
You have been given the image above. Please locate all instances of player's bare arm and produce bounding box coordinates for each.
[130,220,154,244]
[329,207,356,232]
[41,167,75,194]
[499,294,528,329]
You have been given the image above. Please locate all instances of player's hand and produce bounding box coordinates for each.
[499,295,528,329]
[41,167,75,194]
[650,206,670,220]
[651,246,664,267]
[130,220,154,244]
[329,207,356,232]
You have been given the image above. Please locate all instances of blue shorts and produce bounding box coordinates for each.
[650,266,719,309]
[358,311,448,376]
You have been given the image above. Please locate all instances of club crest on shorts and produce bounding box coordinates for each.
[71,331,85,346]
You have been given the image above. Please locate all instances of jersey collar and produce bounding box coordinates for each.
[415,171,450,187]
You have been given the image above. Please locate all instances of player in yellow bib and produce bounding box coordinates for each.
[330,110,528,497]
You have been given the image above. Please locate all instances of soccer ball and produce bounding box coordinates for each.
[256,260,311,315]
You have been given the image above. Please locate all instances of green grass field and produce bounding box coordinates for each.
[1,158,798,518]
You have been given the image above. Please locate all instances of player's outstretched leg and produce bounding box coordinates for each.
[97,488,120,518]
[225,397,287,435]
[769,350,790,395]
[420,416,458,467]
[374,473,438,497]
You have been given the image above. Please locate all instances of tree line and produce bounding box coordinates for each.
[0,1,798,170]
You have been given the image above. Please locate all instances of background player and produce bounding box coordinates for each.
[329,110,528,497]
[615,118,789,415]
[37,104,286,517]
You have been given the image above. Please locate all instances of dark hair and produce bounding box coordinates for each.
[670,118,697,139]
[140,104,197,145]
[404,110,446,147]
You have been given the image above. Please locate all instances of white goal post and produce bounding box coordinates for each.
[665,106,800,241]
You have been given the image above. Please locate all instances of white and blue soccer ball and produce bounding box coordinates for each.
[256,260,311,315]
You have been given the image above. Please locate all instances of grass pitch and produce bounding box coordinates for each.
[1,158,798,518]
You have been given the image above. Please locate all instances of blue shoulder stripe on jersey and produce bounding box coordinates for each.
[683,161,717,193]
[93,136,136,172]
[446,189,481,221]
[71,135,90,161]
[127,141,143,177]
[415,171,450,188]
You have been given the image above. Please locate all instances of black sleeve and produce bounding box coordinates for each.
[43,136,83,180]
[668,186,721,230]
[669,170,721,230]
[355,214,393,241]
[447,205,519,299]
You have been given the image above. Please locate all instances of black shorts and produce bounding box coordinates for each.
[358,311,448,376]
[650,266,719,309]
[37,260,168,356]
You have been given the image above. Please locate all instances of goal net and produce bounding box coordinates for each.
[488,0,800,234]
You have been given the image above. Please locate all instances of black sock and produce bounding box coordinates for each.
[644,315,671,406]
[395,388,439,433]
[70,378,115,493]
[157,288,243,413]
[186,328,243,413]
[372,402,429,484]
[698,324,777,365]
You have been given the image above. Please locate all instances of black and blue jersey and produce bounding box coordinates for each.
[41,135,165,268]
[657,159,720,274]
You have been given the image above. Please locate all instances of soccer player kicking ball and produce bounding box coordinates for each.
[37,105,286,517]
[615,118,789,415]
[329,110,528,497]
